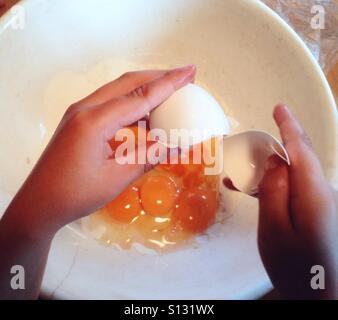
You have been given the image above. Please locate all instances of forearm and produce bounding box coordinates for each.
[0,207,54,300]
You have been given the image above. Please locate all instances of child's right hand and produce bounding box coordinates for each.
[258,104,338,299]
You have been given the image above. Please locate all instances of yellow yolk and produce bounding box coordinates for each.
[140,175,178,217]
[89,126,221,251]
[108,124,148,158]
[107,186,142,223]
[172,188,218,233]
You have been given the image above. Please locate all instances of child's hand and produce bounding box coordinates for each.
[0,65,195,299]
[258,104,338,299]
[2,65,196,239]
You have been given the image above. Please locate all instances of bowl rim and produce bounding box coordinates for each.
[253,0,338,186]
[0,0,338,299]
[1,0,337,182]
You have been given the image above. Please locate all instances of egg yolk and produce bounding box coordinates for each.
[140,175,178,217]
[108,125,148,157]
[107,186,142,223]
[94,127,221,251]
[172,188,218,233]
[158,163,186,176]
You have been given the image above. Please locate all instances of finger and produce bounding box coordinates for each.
[93,64,196,137]
[273,104,312,148]
[274,104,335,233]
[273,104,325,184]
[258,155,292,233]
[70,70,168,114]
[81,70,168,106]
[222,177,259,198]
[105,142,172,190]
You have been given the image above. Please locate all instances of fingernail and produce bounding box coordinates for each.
[171,64,196,80]
[173,64,196,73]
[170,64,196,89]
[275,103,291,116]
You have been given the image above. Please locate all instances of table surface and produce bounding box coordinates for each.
[0,0,337,301]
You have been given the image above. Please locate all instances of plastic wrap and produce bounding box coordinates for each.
[262,0,338,74]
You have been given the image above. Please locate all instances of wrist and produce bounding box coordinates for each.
[1,204,57,245]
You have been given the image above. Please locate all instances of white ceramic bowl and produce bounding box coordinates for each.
[0,0,337,299]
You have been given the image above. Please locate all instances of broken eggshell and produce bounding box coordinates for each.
[148,84,289,196]
[149,83,230,148]
[221,130,290,196]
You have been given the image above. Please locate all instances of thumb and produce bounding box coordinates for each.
[258,155,291,233]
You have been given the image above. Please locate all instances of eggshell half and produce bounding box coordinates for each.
[149,84,230,147]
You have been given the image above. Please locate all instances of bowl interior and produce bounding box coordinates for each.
[0,0,337,299]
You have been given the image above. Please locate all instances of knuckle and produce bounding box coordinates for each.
[275,177,288,192]
[129,84,149,98]
[69,110,92,132]
[137,85,148,97]
[120,71,135,80]
[65,103,80,117]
